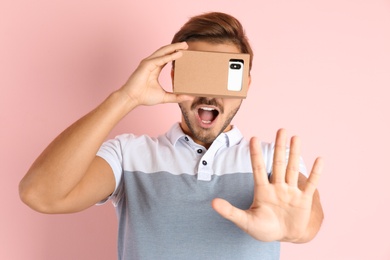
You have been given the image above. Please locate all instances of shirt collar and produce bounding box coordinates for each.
[166,122,243,148]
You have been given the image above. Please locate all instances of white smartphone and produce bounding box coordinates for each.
[227,59,244,91]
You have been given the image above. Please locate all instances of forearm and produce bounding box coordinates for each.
[19,90,136,208]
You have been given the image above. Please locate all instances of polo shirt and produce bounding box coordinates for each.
[97,123,307,260]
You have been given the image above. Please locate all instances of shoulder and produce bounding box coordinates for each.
[234,137,274,156]
[99,132,175,161]
[105,133,164,147]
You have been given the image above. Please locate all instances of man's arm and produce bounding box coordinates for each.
[19,42,190,214]
[19,92,133,213]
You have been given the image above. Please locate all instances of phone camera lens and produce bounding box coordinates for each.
[230,63,241,70]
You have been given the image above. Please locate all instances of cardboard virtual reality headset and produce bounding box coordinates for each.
[173,50,250,98]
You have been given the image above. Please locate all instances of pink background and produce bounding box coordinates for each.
[1,1,390,259]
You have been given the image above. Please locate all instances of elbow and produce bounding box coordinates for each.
[19,178,57,214]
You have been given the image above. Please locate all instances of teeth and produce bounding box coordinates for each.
[198,107,217,125]
[200,107,215,111]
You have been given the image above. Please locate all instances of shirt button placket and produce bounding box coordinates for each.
[198,155,212,181]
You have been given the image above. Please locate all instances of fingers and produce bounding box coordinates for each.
[161,93,193,104]
[211,198,248,231]
[304,157,323,195]
[271,129,288,183]
[147,42,188,63]
[271,129,321,193]
[250,137,269,187]
[148,42,188,60]
[285,135,301,186]
[137,42,188,78]
[143,42,190,104]
[120,42,190,107]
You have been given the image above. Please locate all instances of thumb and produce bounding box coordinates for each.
[212,198,248,230]
[162,92,193,104]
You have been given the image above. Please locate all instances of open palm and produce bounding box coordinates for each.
[212,129,323,242]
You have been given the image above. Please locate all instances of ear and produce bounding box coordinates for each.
[247,75,252,90]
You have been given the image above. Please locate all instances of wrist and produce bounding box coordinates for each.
[99,90,139,123]
[111,89,139,111]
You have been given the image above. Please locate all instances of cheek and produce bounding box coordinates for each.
[180,96,197,108]
[178,100,195,116]
[222,99,242,113]
[179,99,193,109]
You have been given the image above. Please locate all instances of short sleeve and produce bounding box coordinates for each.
[96,135,128,204]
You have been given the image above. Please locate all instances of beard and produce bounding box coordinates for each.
[179,97,242,146]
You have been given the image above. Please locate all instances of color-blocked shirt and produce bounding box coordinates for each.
[97,123,307,260]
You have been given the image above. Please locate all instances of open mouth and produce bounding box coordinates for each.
[198,107,219,124]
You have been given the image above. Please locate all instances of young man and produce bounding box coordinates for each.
[20,12,323,259]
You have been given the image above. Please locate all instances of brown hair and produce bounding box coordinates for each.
[171,12,253,70]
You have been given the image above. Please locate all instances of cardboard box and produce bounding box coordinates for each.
[173,50,250,98]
